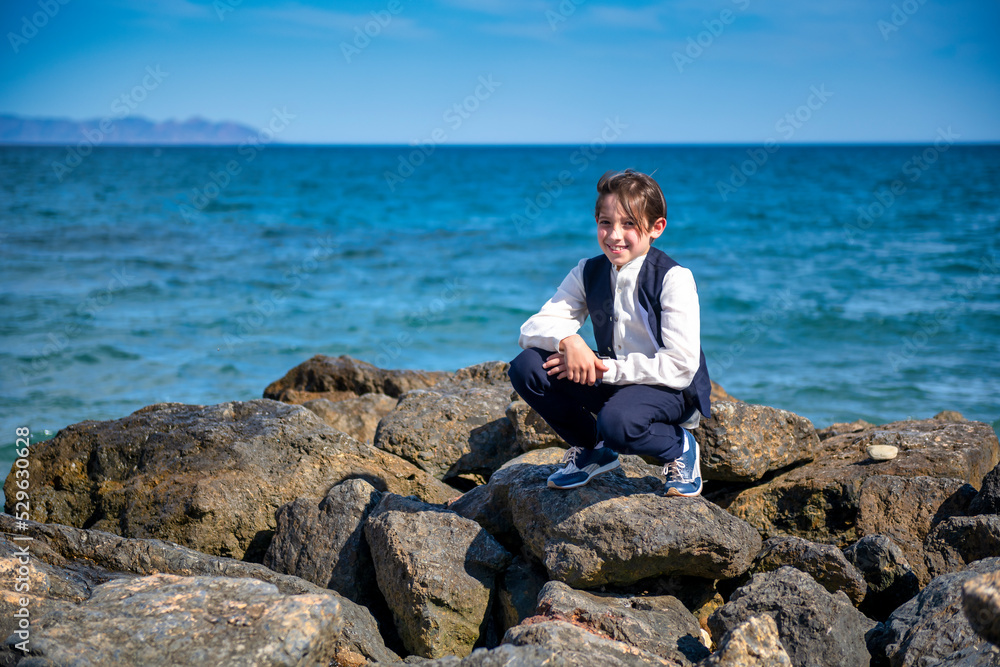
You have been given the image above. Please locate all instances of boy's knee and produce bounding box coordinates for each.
[508,348,545,392]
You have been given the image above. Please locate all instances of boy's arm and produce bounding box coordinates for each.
[518,259,590,352]
[602,266,701,388]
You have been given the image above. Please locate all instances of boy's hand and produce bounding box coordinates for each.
[544,335,609,385]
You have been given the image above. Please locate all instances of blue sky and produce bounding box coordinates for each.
[2,0,998,143]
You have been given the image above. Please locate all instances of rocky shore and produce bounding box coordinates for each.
[3,354,999,666]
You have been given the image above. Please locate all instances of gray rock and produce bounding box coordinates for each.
[374,362,520,480]
[496,556,549,637]
[263,353,451,404]
[365,494,512,658]
[878,557,1000,667]
[4,573,342,667]
[708,567,876,667]
[726,418,1000,547]
[264,479,382,604]
[924,514,1000,581]
[481,449,760,587]
[746,536,866,606]
[693,401,821,483]
[857,474,977,586]
[0,512,399,666]
[969,462,1000,515]
[505,399,565,452]
[301,393,398,443]
[698,614,792,667]
[532,580,709,665]
[963,570,1000,647]
[842,534,920,622]
[376,643,569,666]
[2,399,454,561]
[504,619,685,666]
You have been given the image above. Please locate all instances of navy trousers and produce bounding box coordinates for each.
[508,347,691,464]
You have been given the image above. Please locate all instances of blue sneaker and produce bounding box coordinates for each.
[547,444,620,489]
[664,428,702,497]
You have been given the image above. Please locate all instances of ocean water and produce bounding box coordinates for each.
[2,144,999,485]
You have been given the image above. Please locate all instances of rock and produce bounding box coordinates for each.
[963,570,1000,647]
[725,418,1000,546]
[505,399,564,452]
[710,381,737,403]
[692,401,821,483]
[924,514,1000,580]
[263,354,451,404]
[302,393,398,443]
[842,535,920,622]
[698,614,792,667]
[4,573,342,667]
[3,399,454,561]
[745,536,866,606]
[817,420,875,441]
[877,557,1000,667]
[264,479,382,605]
[866,444,898,460]
[374,362,519,481]
[857,474,977,586]
[374,643,570,666]
[531,580,709,665]
[472,449,760,588]
[365,493,512,658]
[495,555,549,637]
[0,512,399,665]
[969,462,1000,515]
[504,619,685,666]
[708,567,876,667]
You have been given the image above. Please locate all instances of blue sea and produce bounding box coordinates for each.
[2,144,999,485]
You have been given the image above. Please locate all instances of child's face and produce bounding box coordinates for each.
[595,194,665,269]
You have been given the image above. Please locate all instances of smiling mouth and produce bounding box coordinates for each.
[607,244,628,252]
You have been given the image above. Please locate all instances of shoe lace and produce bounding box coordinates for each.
[560,446,583,470]
[663,460,686,483]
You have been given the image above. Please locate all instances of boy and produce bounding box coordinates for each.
[508,169,711,496]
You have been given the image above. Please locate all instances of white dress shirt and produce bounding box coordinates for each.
[518,251,702,390]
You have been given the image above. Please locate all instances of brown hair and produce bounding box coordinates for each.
[594,169,667,234]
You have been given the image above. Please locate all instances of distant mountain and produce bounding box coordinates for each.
[0,114,262,145]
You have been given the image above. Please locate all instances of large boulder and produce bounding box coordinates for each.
[301,393,398,444]
[698,614,792,667]
[365,493,511,658]
[693,401,821,483]
[857,474,977,586]
[460,449,761,588]
[963,570,1000,647]
[504,619,685,666]
[744,536,866,606]
[0,512,399,665]
[842,534,920,622]
[263,354,450,404]
[374,362,519,481]
[725,418,1000,546]
[531,580,709,665]
[505,398,564,452]
[4,399,454,560]
[3,573,342,667]
[264,479,382,605]
[923,514,1000,580]
[708,567,876,667]
[876,557,1000,667]
[969,462,1000,515]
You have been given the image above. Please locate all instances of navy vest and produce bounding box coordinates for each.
[583,247,712,418]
